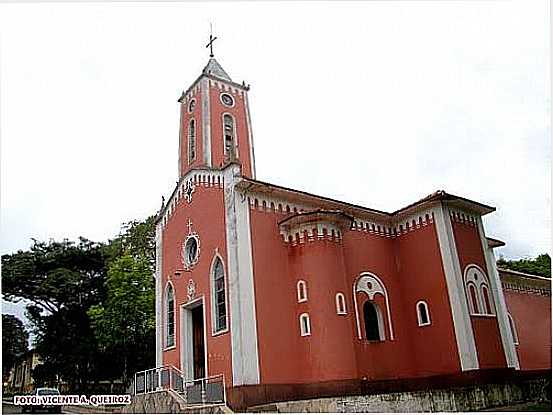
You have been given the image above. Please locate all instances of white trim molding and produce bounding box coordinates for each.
[201,78,212,167]
[336,292,347,315]
[244,90,256,179]
[507,313,520,346]
[434,204,479,371]
[164,281,176,349]
[463,264,496,316]
[224,164,260,386]
[476,216,520,369]
[416,300,431,327]
[179,296,209,380]
[299,313,311,336]
[297,280,307,303]
[353,272,394,341]
[155,222,163,367]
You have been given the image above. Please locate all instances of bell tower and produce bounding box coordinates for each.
[177,36,256,179]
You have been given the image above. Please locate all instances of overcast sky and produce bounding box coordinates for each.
[1,1,550,325]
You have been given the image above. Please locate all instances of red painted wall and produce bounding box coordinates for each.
[287,239,357,382]
[342,230,414,380]
[505,290,551,370]
[248,206,297,384]
[471,316,507,368]
[394,221,461,375]
[451,218,507,369]
[248,203,463,384]
[161,183,233,383]
[209,86,253,177]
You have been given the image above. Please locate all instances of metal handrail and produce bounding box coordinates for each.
[134,367,225,406]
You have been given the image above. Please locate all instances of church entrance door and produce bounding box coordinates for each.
[191,305,206,379]
[180,298,207,382]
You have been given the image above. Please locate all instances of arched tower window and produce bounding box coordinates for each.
[211,257,227,333]
[165,283,175,348]
[188,119,196,164]
[363,301,382,341]
[336,293,347,315]
[297,280,307,303]
[416,300,431,326]
[299,313,311,336]
[223,114,237,160]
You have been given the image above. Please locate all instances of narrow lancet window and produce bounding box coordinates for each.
[297,280,307,303]
[188,119,196,163]
[212,258,227,333]
[336,293,346,315]
[166,283,175,348]
[299,313,311,336]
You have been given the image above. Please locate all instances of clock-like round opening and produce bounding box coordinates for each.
[220,93,234,107]
[188,99,196,113]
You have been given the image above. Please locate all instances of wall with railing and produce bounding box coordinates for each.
[133,365,225,407]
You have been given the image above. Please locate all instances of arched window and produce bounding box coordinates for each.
[468,283,480,314]
[464,265,496,316]
[211,257,227,333]
[165,283,175,348]
[223,114,236,159]
[336,293,347,315]
[299,313,311,336]
[297,280,307,303]
[508,313,519,345]
[481,285,493,315]
[363,301,382,341]
[188,119,196,164]
[416,300,431,326]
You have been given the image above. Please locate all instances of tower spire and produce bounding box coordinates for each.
[206,23,217,58]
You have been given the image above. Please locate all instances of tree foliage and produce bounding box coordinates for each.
[2,314,29,380]
[2,238,108,391]
[1,216,156,392]
[497,253,551,278]
[88,254,155,385]
[2,238,108,314]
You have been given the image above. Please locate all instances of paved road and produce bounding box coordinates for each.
[2,401,77,414]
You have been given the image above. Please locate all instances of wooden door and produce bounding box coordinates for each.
[191,306,205,380]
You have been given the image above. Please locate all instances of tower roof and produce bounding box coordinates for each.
[202,57,231,81]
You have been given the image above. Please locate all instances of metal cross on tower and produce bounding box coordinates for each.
[206,24,217,58]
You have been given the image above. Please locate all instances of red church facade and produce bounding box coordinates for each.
[154,56,550,396]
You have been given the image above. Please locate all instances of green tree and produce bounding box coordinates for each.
[497,253,551,278]
[105,216,156,270]
[1,216,156,392]
[88,216,156,387]
[2,238,108,391]
[88,254,155,386]
[2,314,29,380]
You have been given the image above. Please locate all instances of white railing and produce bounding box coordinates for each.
[182,374,226,406]
[134,367,225,406]
[134,365,184,395]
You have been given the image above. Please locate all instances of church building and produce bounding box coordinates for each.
[153,46,551,406]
